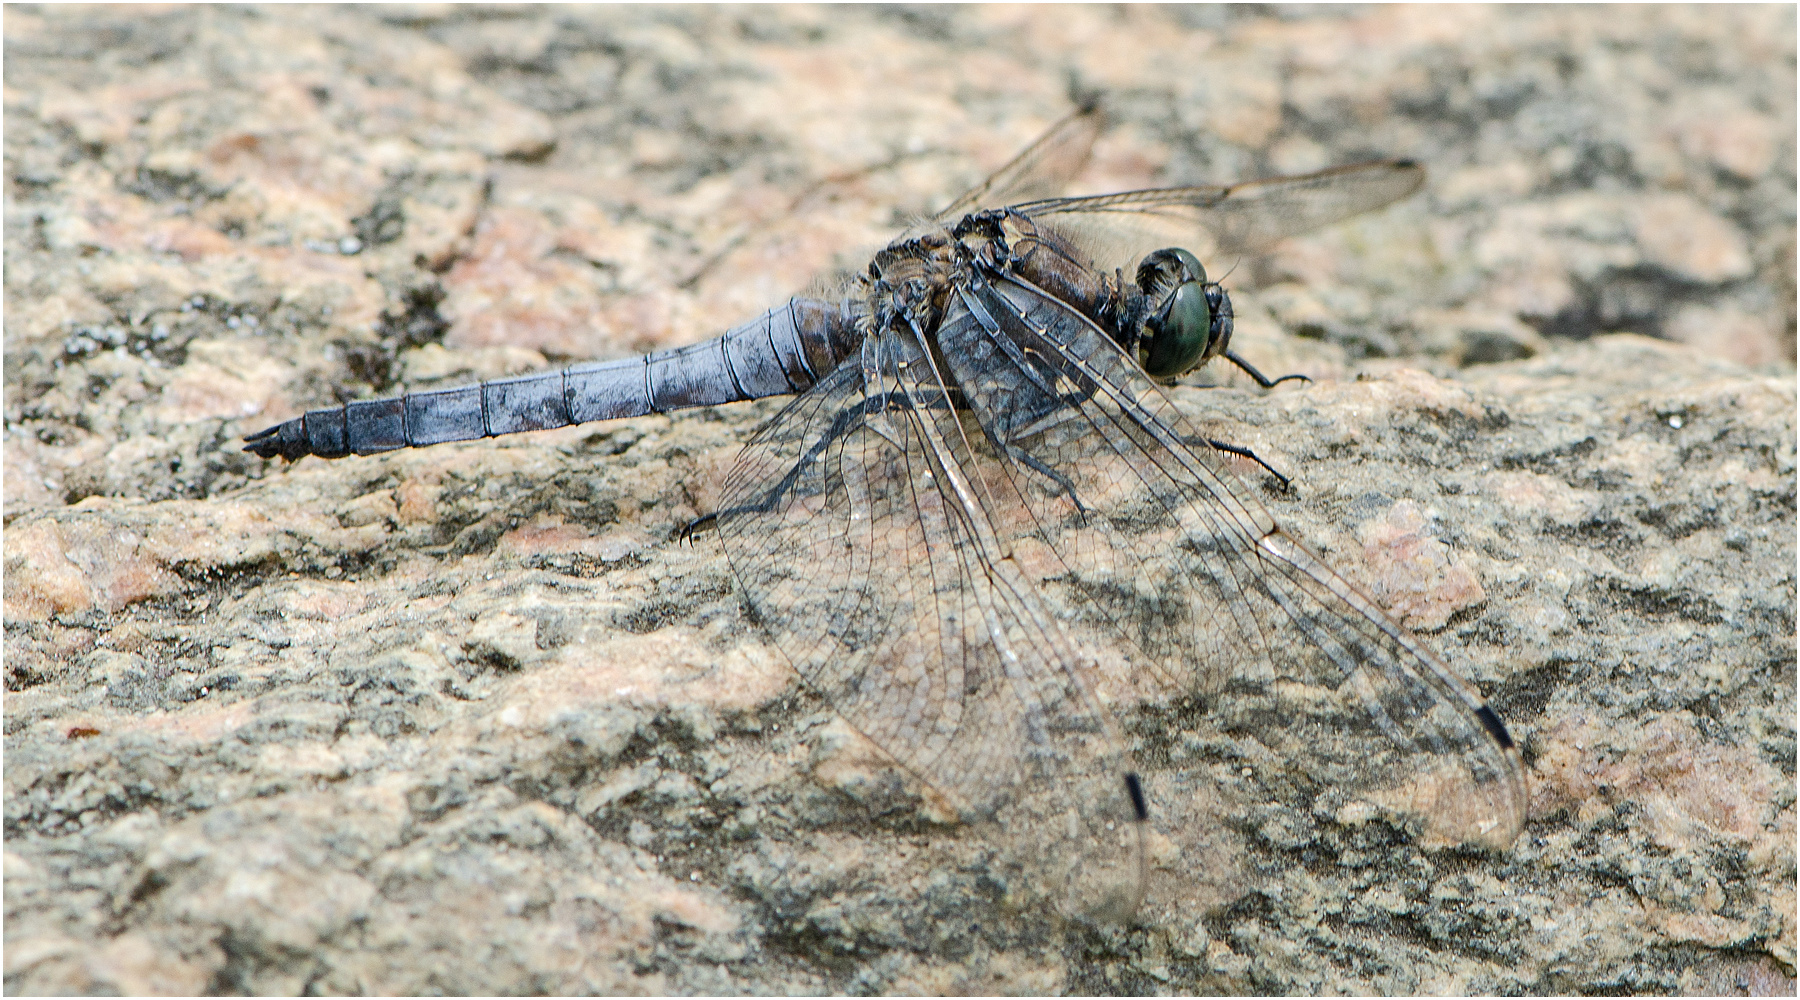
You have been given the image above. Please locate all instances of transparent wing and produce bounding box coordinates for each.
[1010,159,1426,267]
[713,328,1145,924]
[936,265,1526,852]
[930,101,1106,224]
[805,103,1105,299]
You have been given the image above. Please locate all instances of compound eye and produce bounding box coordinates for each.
[1140,280,1212,378]
[1135,248,1207,299]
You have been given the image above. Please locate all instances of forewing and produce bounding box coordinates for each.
[806,104,1105,298]
[931,102,1106,223]
[1010,159,1426,268]
[713,331,1145,923]
[937,267,1527,853]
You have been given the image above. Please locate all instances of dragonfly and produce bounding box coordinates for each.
[244,105,1527,924]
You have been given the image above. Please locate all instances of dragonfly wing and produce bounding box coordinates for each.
[804,104,1105,298]
[931,101,1106,224]
[936,266,1527,852]
[1011,159,1426,267]
[713,329,1146,924]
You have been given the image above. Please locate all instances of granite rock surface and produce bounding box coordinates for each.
[6,6,1795,995]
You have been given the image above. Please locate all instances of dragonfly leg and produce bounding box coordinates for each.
[678,512,718,544]
[1010,448,1095,516]
[1225,349,1310,389]
[1206,437,1293,491]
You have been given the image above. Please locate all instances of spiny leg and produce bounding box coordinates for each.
[1205,436,1293,491]
[678,512,718,544]
[1225,349,1310,389]
[1011,447,1096,518]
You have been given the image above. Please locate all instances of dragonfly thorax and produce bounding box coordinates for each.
[865,214,1236,387]
[863,231,967,338]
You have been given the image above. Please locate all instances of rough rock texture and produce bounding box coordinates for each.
[5,6,1794,995]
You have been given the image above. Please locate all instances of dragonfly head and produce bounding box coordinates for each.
[1135,248,1232,379]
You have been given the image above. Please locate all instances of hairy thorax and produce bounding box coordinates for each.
[863,216,1127,349]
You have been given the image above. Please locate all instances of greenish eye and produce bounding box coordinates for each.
[1140,281,1212,378]
[1136,248,1206,297]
